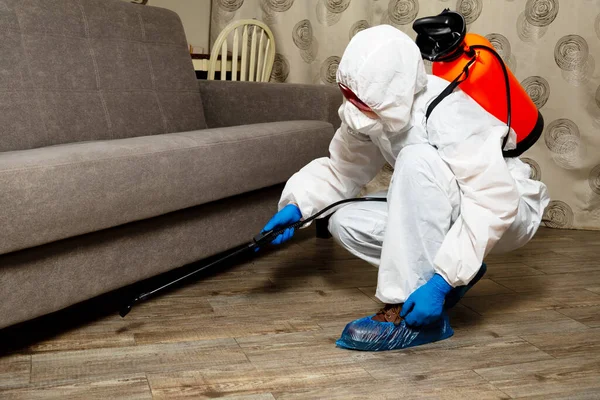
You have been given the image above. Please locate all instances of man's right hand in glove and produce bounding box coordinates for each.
[260,204,302,245]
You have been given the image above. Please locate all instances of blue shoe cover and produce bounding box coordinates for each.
[335,312,454,351]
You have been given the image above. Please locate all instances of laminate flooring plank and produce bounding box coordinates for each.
[556,306,600,328]
[147,363,373,399]
[0,354,30,389]
[272,370,510,400]
[0,374,152,400]
[520,328,600,359]
[461,289,600,315]
[475,356,600,398]
[494,271,600,293]
[30,338,249,386]
[449,308,589,337]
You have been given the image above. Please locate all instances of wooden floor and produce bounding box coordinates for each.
[1,227,600,399]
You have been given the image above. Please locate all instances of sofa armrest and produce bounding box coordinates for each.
[198,80,342,130]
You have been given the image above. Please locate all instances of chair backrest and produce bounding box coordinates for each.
[208,20,276,82]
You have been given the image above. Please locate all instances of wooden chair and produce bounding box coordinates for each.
[208,19,276,82]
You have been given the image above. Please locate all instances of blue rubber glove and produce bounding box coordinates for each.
[400,274,453,327]
[260,204,302,246]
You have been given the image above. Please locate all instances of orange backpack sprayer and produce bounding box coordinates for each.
[413,10,544,157]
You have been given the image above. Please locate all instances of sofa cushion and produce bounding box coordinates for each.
[0,120,334,255]
[0,0,206,152]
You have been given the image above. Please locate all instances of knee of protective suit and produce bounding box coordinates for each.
[330,206,384,248]
[390,144,460,218]
[394,144,440,176]
[328,208,353,246]
[329,207,371,247]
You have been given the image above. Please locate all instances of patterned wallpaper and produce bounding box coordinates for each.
[210,0,600,230]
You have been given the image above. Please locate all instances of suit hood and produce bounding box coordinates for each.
[336,25,428,133]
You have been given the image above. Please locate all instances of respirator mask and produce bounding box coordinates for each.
[338,82,384,136]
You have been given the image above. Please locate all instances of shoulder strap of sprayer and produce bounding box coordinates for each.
[425,55,476,122]
[425,50,512,155]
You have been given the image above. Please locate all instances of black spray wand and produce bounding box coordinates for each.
[119,196,387,317]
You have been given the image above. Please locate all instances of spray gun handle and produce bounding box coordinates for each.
[253,220,305,247]
[253,229,276,245]
[253,197,387,248]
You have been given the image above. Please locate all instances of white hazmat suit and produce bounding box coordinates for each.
[279,26,550,304]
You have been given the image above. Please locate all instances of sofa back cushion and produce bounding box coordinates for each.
[0,0,206,152]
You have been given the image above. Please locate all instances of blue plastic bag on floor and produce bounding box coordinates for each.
[335,312,453,351]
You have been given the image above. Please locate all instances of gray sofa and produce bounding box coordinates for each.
[0,0,341,329]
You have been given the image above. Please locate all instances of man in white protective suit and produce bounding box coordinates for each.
[259,25,549,344]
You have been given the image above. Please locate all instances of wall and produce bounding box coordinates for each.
[146,0,211,53]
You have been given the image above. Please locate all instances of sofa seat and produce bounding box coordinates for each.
[0,120,334,255]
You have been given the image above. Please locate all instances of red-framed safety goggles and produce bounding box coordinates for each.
[338,83,374,113]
